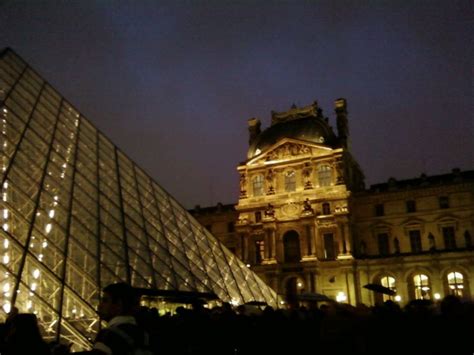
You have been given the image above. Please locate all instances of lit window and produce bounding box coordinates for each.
[447,272,464,297]
[284,170,296,192]
[380,276,396,302]
[252,175,264,196]
[318,165,332,187]
[413,274,431,300]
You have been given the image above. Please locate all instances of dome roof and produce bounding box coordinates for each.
[247,115,337,159]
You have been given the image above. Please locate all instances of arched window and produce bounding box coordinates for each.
[284,170,296,192]
[318,165,332,187]
[283,231,301,262]
[413,274,431,300]
[447,272,464,297]
[380,276,397,302]
[252,174,264,196]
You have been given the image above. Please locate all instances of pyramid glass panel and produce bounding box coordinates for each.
[0,48,281,350]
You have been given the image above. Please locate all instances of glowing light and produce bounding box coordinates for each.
[45,223,52,234]
[42,241,48,248]
[72,308,77,314]
[54,195,58,201]
[38,254,43,261]
[31,282,37,291]
[230,298,240,306]
[48,210,55,218]
[2,193,6,202]
[3,239,9,249]
[336,291,347,303]
[26,300,32,310]
[3,209,8,219]
[3,302,11,313]
[280,300,285,305]
[394,295,402,302]
[434,293,441,300]
[2,181,8,189]
[3,255,9,264]
[2,223,8,231]
[3,283,10,293]
[297,282,303,288]
[246,264,251,267]
[33,269,40,279]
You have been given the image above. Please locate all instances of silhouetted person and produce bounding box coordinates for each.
[87,282,152,354]
[3,313,50,355]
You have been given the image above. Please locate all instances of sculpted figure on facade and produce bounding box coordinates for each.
[264,203,275,218]
[302,198,314,215]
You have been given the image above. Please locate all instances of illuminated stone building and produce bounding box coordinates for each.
[0,48,280,349]
[192,100,474,306]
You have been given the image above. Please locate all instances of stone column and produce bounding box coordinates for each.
[344,223,352,254]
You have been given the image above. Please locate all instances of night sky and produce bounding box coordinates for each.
[1,1,472,208]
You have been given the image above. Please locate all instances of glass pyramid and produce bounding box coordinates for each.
[0,48,280,349]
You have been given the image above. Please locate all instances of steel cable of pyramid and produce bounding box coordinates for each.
[162,193,203,292]
[118,155,156,289]
[187,212,245,303]
[56,114,81,342]
[10,91,61,308]
[155,186,203,292]
[0,66,38,190]
[113,147,132,285]
[93,127,102,316]
[176,202,231,300]
[148,180,181,290]
[130,163,157,288]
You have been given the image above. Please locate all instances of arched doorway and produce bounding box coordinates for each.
[283,230,301,262]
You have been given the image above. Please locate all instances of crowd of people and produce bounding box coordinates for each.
[0,283,472,355]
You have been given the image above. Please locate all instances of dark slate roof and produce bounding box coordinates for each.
[247,116,338,159]
[367,169,474,193]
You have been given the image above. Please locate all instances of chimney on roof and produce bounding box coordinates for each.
[335,98,350,149]
[248,118,261,145]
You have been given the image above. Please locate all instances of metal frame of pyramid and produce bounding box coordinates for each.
[0,48,281,350]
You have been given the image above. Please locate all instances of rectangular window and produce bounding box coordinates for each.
[375,204,384,217]
[285,170,296,192]
[442,226,456,250]
[255,211,262,223]
[227,222,235,233]
[409,230,422,253]
[377,233,389,256]
[406,200,416,213]
[322,202,331,215]
[255,240,264,264]
[439,196,449,209]
[323,233,336,260]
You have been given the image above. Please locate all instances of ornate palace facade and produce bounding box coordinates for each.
[191,99,474,306]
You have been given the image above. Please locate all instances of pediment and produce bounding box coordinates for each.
[247,138,335,166]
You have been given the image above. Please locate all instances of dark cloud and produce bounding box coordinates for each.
[1,1,472,207]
